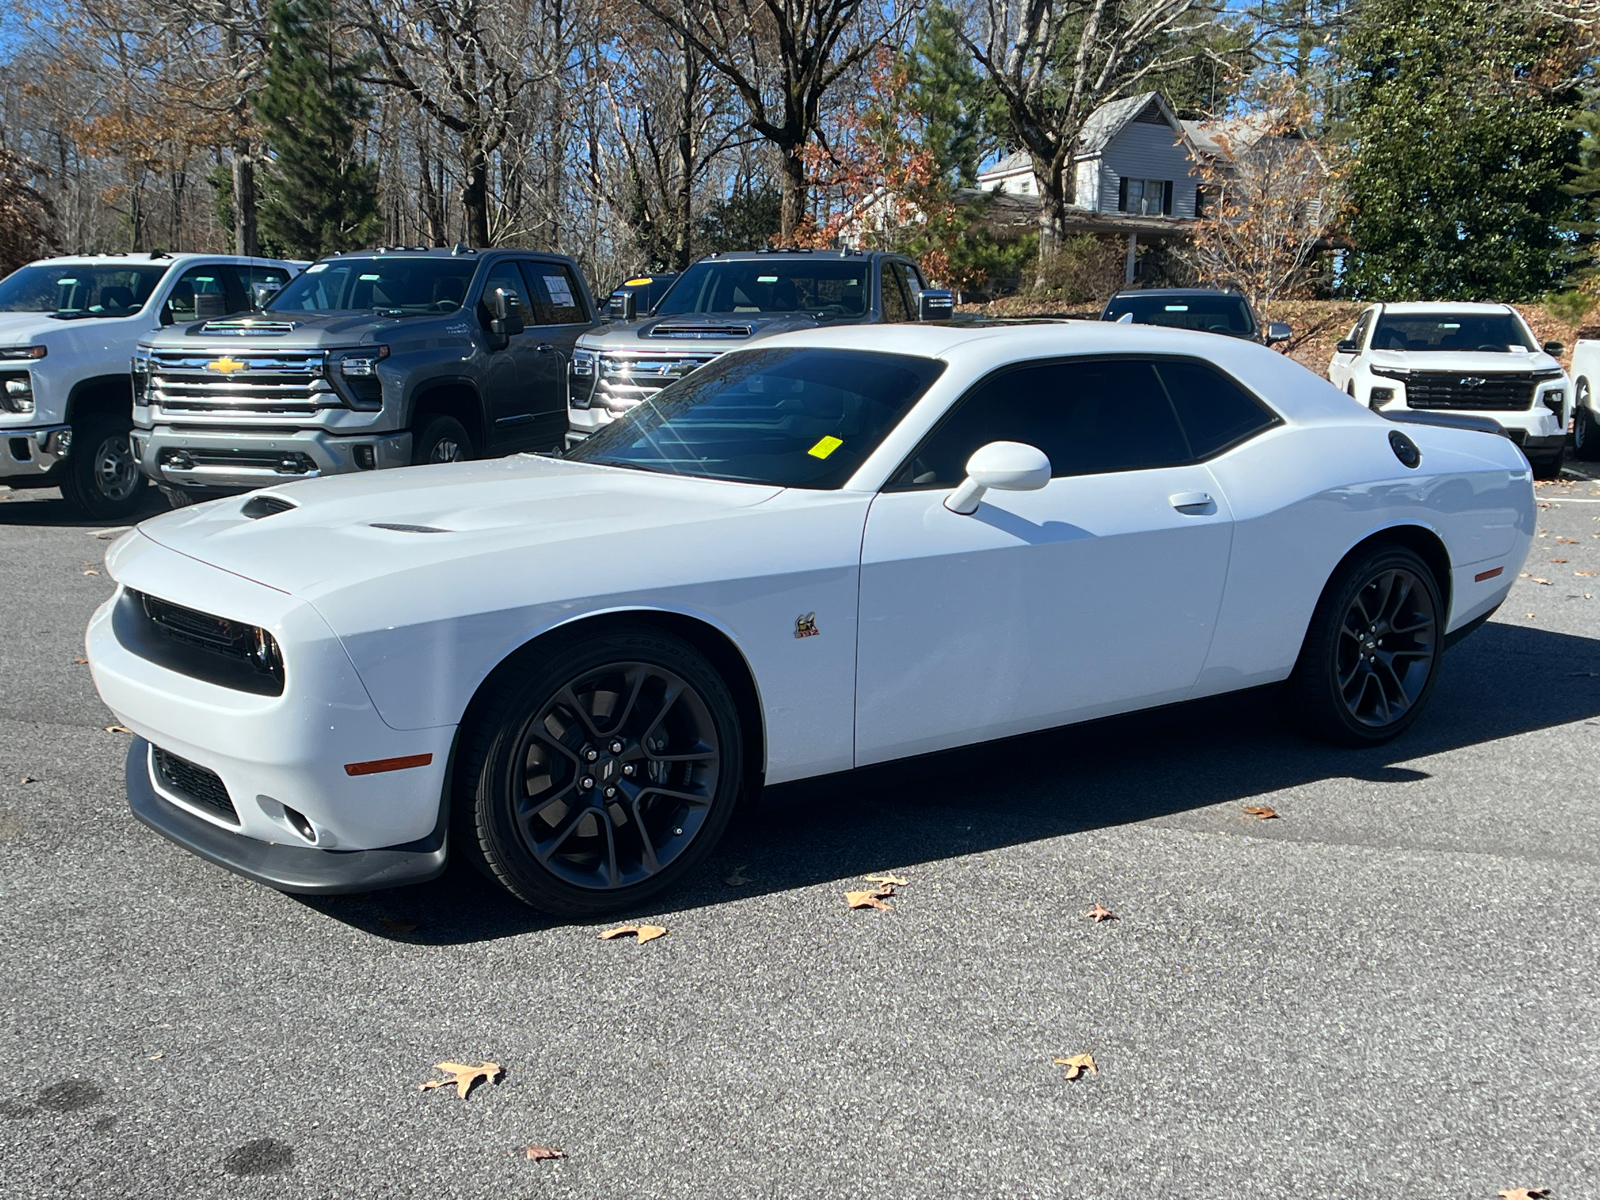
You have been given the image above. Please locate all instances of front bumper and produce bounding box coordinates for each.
[127,737,447,893]
[134,424,412,492]
[0,423,70,479]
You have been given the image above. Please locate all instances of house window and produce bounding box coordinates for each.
[1118,178,1173,216]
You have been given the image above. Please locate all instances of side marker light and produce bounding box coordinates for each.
[345,753,433,776]
[1474,567,1504,582]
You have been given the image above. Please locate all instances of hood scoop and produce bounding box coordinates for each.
[649,322,754,339]
[200,319,299,336]
[370,522,452,534]
[241,494,297,519]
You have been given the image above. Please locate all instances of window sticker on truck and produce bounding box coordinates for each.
[544,275,575,306]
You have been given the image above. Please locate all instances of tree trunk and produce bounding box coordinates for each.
[1033,152,1072,285]
[232,142,258,255]
[777,147,806,244]
[461,148,491,247]
[672,32,696,268]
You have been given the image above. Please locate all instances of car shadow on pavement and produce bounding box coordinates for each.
[0,485,167,527]
[305,617,1600,945]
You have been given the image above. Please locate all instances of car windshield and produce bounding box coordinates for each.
[0,264,169,318]
[1369,313,1535,353]
[267,258,476,316]
[653,260,870,319]
[1101,293,1256,337]
[563,347,945,488]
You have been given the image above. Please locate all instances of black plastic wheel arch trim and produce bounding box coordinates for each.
[125,737,447,894]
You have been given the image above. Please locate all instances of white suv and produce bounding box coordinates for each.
[0,252,300,517]
[1328,302,1570,478]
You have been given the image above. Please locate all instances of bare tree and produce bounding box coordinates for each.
[956,0,1214,263]
[634,0,895,241]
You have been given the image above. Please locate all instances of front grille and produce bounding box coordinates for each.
[1400,371,1542,411]
[152,745,238,824]
[592,353,719,410]
[161,447,317,474]
[150,350,338,417]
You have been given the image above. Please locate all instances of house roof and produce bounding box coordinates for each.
[977,92,1188,181]
[1180,110,1292,159]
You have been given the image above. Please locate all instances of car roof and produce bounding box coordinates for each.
[1107,288,1244,299]
[695,250,896,263]
[30,253,290,266]
[1371,301,1514,315]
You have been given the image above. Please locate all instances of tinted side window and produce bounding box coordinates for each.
[880,264,911,322]
[1349,310,1373,349]
[239,264,292,309]
[521,262,587,325]
[1152,359,1278,459]
[166,264,248,322]
[891,358,1191,487]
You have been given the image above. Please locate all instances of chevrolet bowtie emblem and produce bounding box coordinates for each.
[207,356,246,375]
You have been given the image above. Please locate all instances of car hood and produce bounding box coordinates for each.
[581,311,826,351]
[142,310,419,350]
[0,311,135,344]
[132,454,783,600]
[1367,348,1565,375]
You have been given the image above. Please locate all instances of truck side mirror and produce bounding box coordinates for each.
[1335,338,1358,354]
[1265,322,1292,345]
[1543,340,1564,357]
[916,288,954,321]
[608,290,638,322]
[489,287,525,337]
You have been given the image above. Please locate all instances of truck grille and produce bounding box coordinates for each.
[1401,371,1543,411]
[590,353,720,410]
[152,745,239,824]
[150,350,336,416]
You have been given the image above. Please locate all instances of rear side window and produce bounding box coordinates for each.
[1152,359,1278,458]
[890,358,1191,486]
[165,264,250,322]
[521,262,587,325]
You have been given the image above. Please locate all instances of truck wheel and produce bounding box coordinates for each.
[59,416,145,520]
[411,416,473,464]
[1573,381,1600,461]
[1530,445,1566,479]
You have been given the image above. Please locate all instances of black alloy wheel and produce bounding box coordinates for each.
[1289,545,1443,746]
[1573,380,1600,461]
[411,414,473,465]
[60,415,145,520]
[457,628,743,915]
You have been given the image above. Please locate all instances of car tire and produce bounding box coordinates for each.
[455,626,744,915]
[1287,544,1444,747]
[1573,381,1600,461]
[411,415,473,464]
[1530,445,1566,479]
[59,416,145,520]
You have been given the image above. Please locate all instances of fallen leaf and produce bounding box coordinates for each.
[419,1061,502,1100]
[379,918,417,933]
[1243,805,1279,819]
[597,924,667,943]
[524,1145,566,1161]
[72,657,88,665]
[1085,903,1117,923]
[1556,536,1579,543]
[845,885,893,910]
[1497,1190,1550,1200]
[1053,1053,1098,1080]
[104,725,132,734]
[1577,571,1597,577]
[1549,558,1568,563]
[1526,613,1537,619]
[19,776,37,784]
[146,1053,163,1060]
[82,569,100,576]
[864,872,909,887]
[723,865,751,886]
[1529,577,1552,585]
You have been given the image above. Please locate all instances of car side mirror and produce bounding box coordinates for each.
[489,287,525,337]
[916,288,954,321]
[608,290,638,322]
[944,441,1052,514]
[1543,340,1564,357]
[1335,338,1358,354]
[1265,322,1292,345]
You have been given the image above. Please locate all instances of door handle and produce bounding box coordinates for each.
[1169,491,1216,515]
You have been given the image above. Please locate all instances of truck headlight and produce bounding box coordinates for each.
[1,374,33,414]
[340,345,390,377]
[572,349,596,377]
[0,345,46,361]
[131,351,152,406]
[1369,387,1395,409]
[1542,388,1566,417]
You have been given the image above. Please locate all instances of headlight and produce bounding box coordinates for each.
[1369,387,1395,409]
[1,373,33,414]
[340,345,390,377]
[1543,388,1566,417]
[571,348,596,377]
[0,345,46,361]
[1371,367,1410,382]
[131,351,152,406]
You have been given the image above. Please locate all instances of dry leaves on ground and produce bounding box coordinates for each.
[72,657,87,665]
[1520,574,1553,585]
[1085,903,1117,923]
[723,866,751,886]
[1556,536,1579,543]
[1550,558,1568,563]
[846,885,894,911]
[864,872,909,887]
[524,1145,566,1161]
[597,924,667,944]
[1053,1053,1098,1080]
[379,918,417,933]
[19,775,37,784]
[82,569,99,576]
[419,1061,502,1100]
[104,725,132,734]
[1577,571,1596,577]
[1243,805,1279,820]
[1497,1190,1550,1200]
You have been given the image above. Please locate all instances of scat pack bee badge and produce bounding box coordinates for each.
[794,612,819,639]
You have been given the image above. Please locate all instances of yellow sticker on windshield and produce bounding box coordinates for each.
[808,436,844,460]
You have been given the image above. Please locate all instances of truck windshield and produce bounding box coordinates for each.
[563,347,945,488]
[653,260,870,319]
[1369,313,1535,353]
[268,258,476,316]
[1101,293,1256,338]
[0,264,169,318]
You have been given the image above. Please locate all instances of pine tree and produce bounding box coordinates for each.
[1341,0,1582,300]
[256,0,379,259]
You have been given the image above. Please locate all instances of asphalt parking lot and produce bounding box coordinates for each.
[2,472,1598,1200]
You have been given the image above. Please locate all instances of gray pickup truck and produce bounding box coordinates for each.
[567,249,952,445]
[132,246,599,503]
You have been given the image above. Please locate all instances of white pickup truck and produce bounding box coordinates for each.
[1328,301,1571,478]
[0,252,300,518]
[1565,329,1600,461]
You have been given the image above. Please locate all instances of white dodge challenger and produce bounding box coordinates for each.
[87,323,1534,914]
